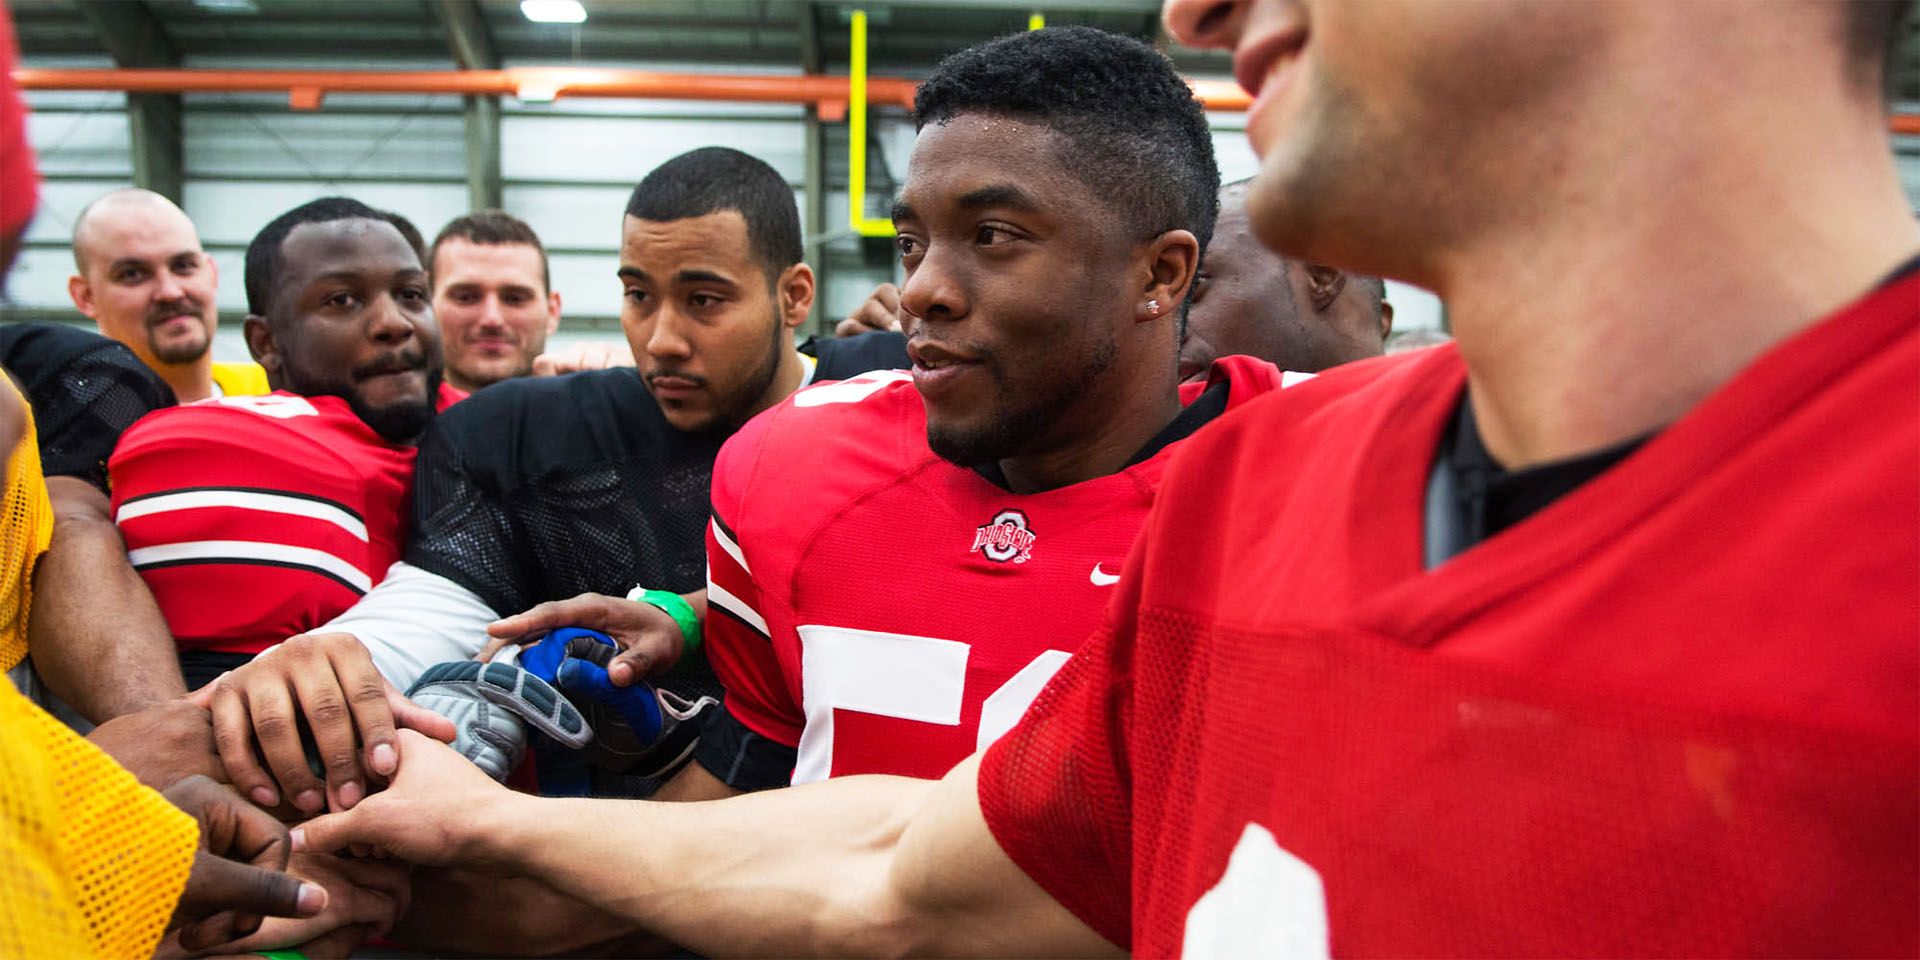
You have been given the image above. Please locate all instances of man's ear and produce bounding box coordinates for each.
[242,315,284,383]
[546,290,563,336]
[777,263,816,331]
[1304,264,1346,312]
[1139,229,1202,325]
[1378,301,1395,341]
[67,274,99,322]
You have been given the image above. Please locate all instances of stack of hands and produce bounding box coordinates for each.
[90,589,686,958]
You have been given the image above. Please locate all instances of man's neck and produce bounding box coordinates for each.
[1434,86,1916,470]
[157,355,216,404]
[997,358,1183,495]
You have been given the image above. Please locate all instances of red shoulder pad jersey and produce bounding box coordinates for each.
[704,356,1293,783]
[978,273,1920,955]
[110,385,463,655]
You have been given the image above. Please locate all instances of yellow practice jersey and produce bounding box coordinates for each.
[210,360,269,397]
[0,378,199,958]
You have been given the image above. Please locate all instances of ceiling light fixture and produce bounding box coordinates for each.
[521,0,587,24]
[191,0,260,12]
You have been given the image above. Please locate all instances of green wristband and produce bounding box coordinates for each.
[255,952,308,960]
[628,586,701,660]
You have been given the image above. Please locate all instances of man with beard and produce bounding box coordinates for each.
[1177,178,1390,382]
[199,149,909,820]
[67,189,268,402]
[109,197,464,695]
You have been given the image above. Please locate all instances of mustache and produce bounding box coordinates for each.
[645,369,707,388]
[352,349,429,379]
[145,298,206,325]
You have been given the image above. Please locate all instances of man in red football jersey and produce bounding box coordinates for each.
[295,2,1917,955]
[483,27,1299,801]
[111,197,465,700]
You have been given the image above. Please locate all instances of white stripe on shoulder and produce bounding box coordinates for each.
[127,540,373,593]
[117,489,368,541]
[1279,370,1317,388]
[706,576,770,638]
[709,518,749,574]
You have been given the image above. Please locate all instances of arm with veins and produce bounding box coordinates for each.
[297,736,1119,959]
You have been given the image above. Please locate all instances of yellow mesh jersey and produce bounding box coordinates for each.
[0,374,50,672]
[209,361,269,398]
[0,378,200,958]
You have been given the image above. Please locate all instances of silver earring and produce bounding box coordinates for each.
[1146,299,1161,313]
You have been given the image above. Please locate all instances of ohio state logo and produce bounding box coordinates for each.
[970,509,1036,564]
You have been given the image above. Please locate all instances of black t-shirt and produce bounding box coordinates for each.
[0,322,175,492]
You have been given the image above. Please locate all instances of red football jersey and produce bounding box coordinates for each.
[704,357,1291,783]
[110,385,463,655]
[979,273,1920,955]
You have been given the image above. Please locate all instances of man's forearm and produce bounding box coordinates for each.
[30,476,185,720]
[469,756,1114,958]
[483,775,937,957]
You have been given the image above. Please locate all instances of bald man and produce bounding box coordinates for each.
[67,188,267,402]
[1177,179,1391,381]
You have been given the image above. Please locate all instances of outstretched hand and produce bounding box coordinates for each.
[293,729,514,869]
[480,591,692,686]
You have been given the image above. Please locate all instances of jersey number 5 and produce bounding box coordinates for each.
[791,624,1072,784]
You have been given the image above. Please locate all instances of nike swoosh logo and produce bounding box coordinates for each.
[1090,564,1120,587]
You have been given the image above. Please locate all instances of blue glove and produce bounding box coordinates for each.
[521,626,717,780]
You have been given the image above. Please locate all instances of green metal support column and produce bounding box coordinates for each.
[75,0,183,202]
[432,0,503,211]
[464,93,504,211]
[800,2,831,332]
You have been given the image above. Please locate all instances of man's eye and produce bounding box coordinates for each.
[624,288,649,305]
[325,292,357,308]
[895,236,921,258]
[975,225,1018,246]
[690,293,722,309]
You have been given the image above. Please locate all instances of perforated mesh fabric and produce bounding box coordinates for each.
[0,375,54,673]
[0,377,199,959]
[0,679,200,959]
[0,323,175,493]
[984,601,1920,957]
[404,371,725,793]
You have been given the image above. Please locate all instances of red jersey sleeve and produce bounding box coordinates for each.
[976,521,1146,949]
[702,407,806,748]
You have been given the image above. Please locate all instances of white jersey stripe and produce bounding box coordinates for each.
[709,517,749,575]
[117,489,369,542]
[706,576,769,637]
[128,540,373,593]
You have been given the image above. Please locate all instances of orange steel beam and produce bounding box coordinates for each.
[13,67,1916,131]
[13,66,1253,112]
[10,67,919,111]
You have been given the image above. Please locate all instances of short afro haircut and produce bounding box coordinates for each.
[245,196,425,315]
[913,26,1220,253]
[625,147,803,283]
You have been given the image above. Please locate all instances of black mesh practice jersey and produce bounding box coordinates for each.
[406,334,912,617]
[0,322,175,492]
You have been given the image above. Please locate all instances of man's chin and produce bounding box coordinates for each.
[149,334,211,366]
[353,397,436,443]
